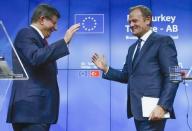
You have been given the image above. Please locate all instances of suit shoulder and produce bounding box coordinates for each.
[15,27,40,42]
[14,27,40,46]
[153,33,173,41]
[16,27,34,36]
[151,33,175,47]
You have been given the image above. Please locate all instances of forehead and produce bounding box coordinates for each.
[129,9,143,20]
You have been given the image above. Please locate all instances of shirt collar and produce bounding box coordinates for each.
[30,24,45,39]
[140,29,153,42]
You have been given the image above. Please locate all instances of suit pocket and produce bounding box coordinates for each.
[27,89,48,97]
[26,89,48,112]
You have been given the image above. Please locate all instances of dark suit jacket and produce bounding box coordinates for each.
[7,26,69,124]
[103,32,179,120]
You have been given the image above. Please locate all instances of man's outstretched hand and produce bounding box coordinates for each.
[92,53,108,73]
[64,23,80,44]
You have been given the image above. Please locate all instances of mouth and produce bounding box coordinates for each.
[51,28,56,32]
[44,28,56,37]
[131,26,137,30]
[130,28,137,33]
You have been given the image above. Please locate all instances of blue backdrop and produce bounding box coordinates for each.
[0,0,192,131]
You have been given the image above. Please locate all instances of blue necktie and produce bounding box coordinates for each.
[132,39,142,66]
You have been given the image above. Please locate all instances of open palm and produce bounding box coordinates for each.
[92,53,108,72]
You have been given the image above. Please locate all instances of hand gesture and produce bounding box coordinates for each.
[64,23,80,44]
[92,53,108,73]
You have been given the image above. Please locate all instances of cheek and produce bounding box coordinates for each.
[136,24,144,30]
[44,22,52,29]
[133,23,141,29]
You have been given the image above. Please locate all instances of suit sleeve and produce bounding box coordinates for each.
[157,36,179,112]
[102,54,129,83]
[15,29,69,67]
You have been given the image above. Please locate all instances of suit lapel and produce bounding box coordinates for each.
[30,26,45,47]
[128,43,137,73]
[132,32,156,71]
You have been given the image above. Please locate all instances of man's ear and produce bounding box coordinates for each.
[39,16,45,25]
[145,16,151,26]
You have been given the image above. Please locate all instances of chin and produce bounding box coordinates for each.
[44,35,48,38]
[46,34,51,38]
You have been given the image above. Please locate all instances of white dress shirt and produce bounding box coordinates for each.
[132,29,153,60]
[30,24,45,39]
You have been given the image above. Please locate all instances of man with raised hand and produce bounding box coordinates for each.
[7,4,80,131]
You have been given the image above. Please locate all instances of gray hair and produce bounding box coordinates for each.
[31,4,60,23]
[129,5,152,26]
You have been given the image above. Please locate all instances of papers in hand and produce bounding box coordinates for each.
[141,96,170,118]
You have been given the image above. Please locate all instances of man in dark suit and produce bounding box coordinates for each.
[92,5,179,131]
[7,4,80,131]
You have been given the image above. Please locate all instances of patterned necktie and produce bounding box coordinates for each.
[132,39,142,66]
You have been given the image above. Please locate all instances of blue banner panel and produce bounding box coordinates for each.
[0,0,28,39]
[75,14,104,33]
[0,81,12,130]
[68,0,110,69]
[111,82,136,131]
[67,70,110,131]
[51,70,68,131]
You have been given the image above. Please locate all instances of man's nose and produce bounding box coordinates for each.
[129,22,134,27]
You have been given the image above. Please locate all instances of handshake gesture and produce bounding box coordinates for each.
[92,53,108,73]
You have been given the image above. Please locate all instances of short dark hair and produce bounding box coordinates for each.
[31,4,60,23]
[129,5,152,26]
